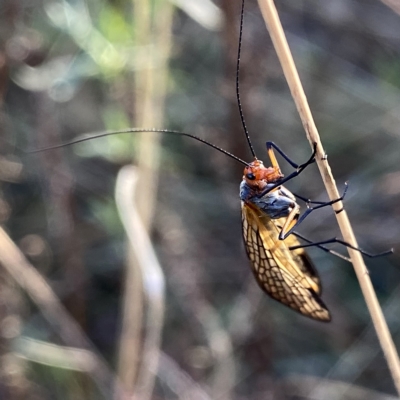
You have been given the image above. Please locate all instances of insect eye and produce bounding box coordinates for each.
[246,173,256,180]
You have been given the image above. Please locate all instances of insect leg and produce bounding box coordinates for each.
[293,193,336,205]
[279,204,301,239]
[292,182,349,206]
[258,143,317,197]
[266,141,316,169]
[289,238,393,258]
[290,231,351,262]
[279,184,348,240]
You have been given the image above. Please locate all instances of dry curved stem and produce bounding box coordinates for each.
[115,165,166,400]
[257,0,400,394]
[115,166,217,400]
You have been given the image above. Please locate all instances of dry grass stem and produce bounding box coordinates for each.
[257,0,400,394]
[116,243,144,394]
[0,227,127,399]
[115,165,166,400]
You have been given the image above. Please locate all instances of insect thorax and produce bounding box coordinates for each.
[240,180,297,219]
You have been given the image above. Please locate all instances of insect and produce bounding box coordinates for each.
[32,0,392,322]
[240,145,333,321]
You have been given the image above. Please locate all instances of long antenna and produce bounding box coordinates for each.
[28,128,250,166]
[236,0,257,159]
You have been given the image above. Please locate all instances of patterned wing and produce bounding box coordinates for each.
[276,224,322,295]
[241,202,331,322]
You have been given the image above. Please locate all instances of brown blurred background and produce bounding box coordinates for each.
[0,0,400,399]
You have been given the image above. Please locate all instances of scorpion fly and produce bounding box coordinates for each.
[32,0,392,322]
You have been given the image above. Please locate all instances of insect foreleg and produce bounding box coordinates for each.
[256,143,318,197]
[266,141,317,170]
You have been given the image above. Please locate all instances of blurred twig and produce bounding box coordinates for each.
[0,157,23,183]
[35,92,88,333]
[283,374,398,400]
[170,0,223,31]
[155,208,237,399]
[257,0,400,394]
[15,337,97,372]
[157,352,212,400]
[308,284,400,399]
[227,278,263,340]
[0,227,127,399]
[115,165,166,400]
[196,303,236,400]
[380,0,400,16]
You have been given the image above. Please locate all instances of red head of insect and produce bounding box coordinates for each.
[243,160,283,190]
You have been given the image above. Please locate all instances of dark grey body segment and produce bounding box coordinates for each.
[240,180,296,219]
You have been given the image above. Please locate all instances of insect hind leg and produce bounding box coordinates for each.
[290,231,351,262]
[289,234,393,259]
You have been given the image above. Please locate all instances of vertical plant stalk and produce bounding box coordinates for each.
[117,1,174,391]
[256,0,400,394]
[134,0,175,229]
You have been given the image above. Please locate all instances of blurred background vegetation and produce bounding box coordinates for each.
[1,0,400,399]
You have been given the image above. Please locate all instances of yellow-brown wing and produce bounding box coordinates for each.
[241,202,331,322]
[277,226,322,295]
